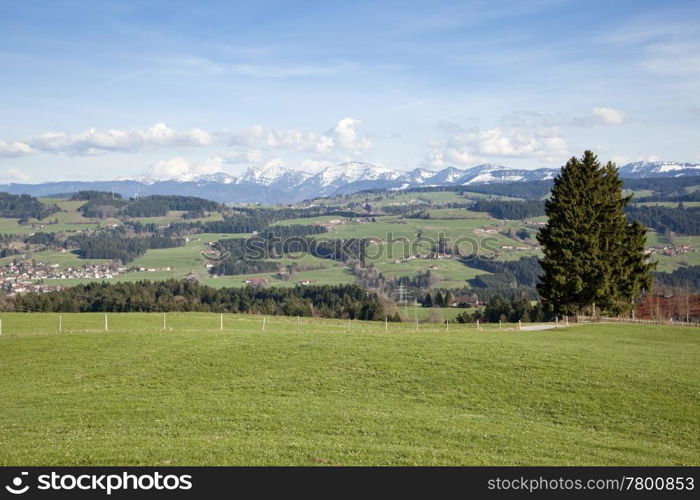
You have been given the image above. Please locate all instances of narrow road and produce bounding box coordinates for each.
[519,324,565,331]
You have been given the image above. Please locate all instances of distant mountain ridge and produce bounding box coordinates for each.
[3,160,699,204]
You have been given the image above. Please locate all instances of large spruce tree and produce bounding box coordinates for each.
[537,151,654,315]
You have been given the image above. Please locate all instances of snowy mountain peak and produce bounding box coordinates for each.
[172,172,237,184]
[313,162,400,187]
[618,161,700,178]
[95,159,700,204]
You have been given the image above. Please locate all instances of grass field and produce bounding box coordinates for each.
[0,313,697,466]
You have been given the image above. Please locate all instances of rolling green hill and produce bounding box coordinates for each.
[0,314,697,465]
[0,189,698,289]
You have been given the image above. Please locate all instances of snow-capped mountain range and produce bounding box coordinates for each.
[2,161,699,204]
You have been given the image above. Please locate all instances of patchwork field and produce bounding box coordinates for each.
[0,314,697,466]
[1,193,698,288]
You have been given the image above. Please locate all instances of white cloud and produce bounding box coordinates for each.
[0,140,35,157]
[12,123,212,156]
[151,158,194,179]
[217,149,266,165]
[0,168,31,183]
[423,121,569,168]
[328,117,372,153]
[1,119,372,164]
[230,117,372,156]
[591,107,626,125]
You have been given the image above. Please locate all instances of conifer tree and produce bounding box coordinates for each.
[537,151,654,315]
[444,290,453,308]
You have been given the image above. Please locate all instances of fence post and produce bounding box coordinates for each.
[518,320,522,331]
[163,313,166,331]
[0,318,2,336]
[262,317,266,332]
[385,317,388,332]
[104,314,108,332]
[446,319,449,332]
[297,315,300,333]
[59,315,62,333]
[220,313,223,331]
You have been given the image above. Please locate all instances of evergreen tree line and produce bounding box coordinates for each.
[624,205,700,235]
[76,193,223,219]
[469,199,546,220]
[70,190,123,201]
[235,206,361,220]
[419,289,453,307]
[653,265,700,293]
[381,205,428,216]
[455,296,548,323]
[8,280,385,320]
[26,231,67,246]
[0,193,60,219]
[383,202,472,217]
[462,256,542,288]
[622,177,700,199]
[71,233,185,263]
[0,247,22,258]
[393,270,439,290]
[405,210,432,219]
[162,209,319,235]
[635,191,700,203]
[211,258,280,276]
[448,285,540,302]
[78,198,128,218]
[169,214,274,234]
[122,195,222,217]
[123,221,160,234]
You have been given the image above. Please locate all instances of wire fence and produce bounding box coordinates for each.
[1,312,696,338]
[0,312,560,337]
[570,315,700,328]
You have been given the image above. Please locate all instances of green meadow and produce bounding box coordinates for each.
[0,313,697,466]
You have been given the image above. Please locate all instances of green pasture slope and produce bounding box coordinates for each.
[0,313,697,466]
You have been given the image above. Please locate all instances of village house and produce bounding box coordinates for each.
[452,296,480,307]
[244,277,269,286]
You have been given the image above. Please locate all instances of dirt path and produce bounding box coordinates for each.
[519,323,566,331]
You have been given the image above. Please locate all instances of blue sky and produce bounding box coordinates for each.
[0,0,698,182]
